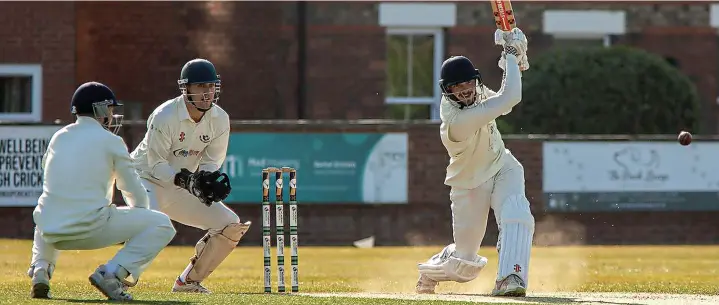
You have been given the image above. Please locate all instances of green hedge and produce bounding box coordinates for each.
[502,46,701,134]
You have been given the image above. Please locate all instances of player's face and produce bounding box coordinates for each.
[449,80,476,104]
[187,83,216,109]
[94,104,123,134]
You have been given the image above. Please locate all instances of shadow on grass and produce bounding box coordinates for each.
[446,293,644,305]
[55,298,195,304]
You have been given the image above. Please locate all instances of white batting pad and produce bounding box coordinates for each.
[185,221,251,282]
[418,244,488,283]
[497,194,535,284]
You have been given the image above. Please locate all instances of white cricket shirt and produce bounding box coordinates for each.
[34,116,149,243]
[439,55,523,189]
[130,96,230,188]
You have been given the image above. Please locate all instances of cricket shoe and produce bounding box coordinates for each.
[88,265,133,301]
[415,274,438,294]
[491,274,526,297]
[172,277,211,293]
[28,265,52,299]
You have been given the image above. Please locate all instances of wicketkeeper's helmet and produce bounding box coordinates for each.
[178,58,221,112]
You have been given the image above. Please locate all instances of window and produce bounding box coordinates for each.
[385,28,443,120]
[385,104,432,120]
[0,65,42,122]
[543,10,625,50]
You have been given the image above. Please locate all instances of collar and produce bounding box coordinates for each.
[76,116,103,126]
[176,96,218,122]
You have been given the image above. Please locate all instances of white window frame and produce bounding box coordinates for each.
[543,10,625,48]
[0,64,43,122]
[385,27,443,120]
[711,4,719,28]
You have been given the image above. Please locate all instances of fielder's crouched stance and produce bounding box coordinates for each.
[416,27,535,297]
[130,58,250,293]
[28,82,176,301]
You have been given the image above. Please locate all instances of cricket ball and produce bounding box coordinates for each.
[678,131,692,146]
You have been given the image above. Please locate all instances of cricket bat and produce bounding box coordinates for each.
[490,0,516,30]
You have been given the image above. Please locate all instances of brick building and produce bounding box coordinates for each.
[1,1,718,246]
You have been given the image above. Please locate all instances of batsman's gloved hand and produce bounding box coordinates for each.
[174,169,232,206]
[494,27,529,71]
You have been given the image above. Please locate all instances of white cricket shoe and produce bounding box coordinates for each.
[88,265,133,301]
[415,274,438,294]
[28,265,51,299]
[172,277,211,293]
[491,274,526,297]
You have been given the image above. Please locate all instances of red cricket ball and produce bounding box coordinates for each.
[678,131,692,146]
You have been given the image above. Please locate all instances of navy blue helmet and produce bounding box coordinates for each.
[71,82,123,134]
[177,58,221,112]
[439,56,482,104]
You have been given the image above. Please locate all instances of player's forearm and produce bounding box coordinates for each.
[117,175,149,209]
[146,135,177,182]
[449,55,522,140]
[150,162,177,183]
[199,163,220,172]
[115,155,150,208]
[120,189,149,209]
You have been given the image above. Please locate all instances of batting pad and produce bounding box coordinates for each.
[186,221,251,282]
[497,194,534,284]
[418,244,488,283]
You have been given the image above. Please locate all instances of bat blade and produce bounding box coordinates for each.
[491,0,516,31]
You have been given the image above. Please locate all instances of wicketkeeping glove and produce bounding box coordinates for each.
[174,169,232,206]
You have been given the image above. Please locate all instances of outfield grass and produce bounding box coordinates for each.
[1,239,718,304]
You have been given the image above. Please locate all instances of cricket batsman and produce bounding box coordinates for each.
[416,27,535,296]
[130,58,251,293]
[28,82,176,301]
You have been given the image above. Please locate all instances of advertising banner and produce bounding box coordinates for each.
[222,132,408,204]
[543,141,719,212]
[0,125,61,207]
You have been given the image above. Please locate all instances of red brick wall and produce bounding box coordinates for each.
[73,1,291,121]
[0,2,76,121]
[7,1,713,130]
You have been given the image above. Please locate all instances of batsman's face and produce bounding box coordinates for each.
[449,80,477,104]
[187,83,216,109]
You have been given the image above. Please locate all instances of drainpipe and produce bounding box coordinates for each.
[296,1,307,119]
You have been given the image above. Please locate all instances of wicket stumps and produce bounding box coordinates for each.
[262,166,299,293]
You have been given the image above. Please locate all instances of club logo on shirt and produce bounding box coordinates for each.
[179,132,185,142]
[173,148,200,157]
[199,135,210,143]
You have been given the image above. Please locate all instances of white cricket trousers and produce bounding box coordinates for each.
[141,178,240,230]
[450,152,535,282]
[31,205,176,280]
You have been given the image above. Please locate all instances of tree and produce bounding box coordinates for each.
[503,46,701,134]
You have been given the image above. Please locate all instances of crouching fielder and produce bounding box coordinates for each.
[28,82,176,301]
[416,28,535,297]
[130,58,250,293]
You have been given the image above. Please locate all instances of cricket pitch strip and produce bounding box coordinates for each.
[302,292,719,305]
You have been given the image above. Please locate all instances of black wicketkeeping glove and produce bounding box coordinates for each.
[174,169,232,206]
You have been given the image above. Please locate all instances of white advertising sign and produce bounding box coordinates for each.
[543,141,719,192]
[0,125,62,206]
